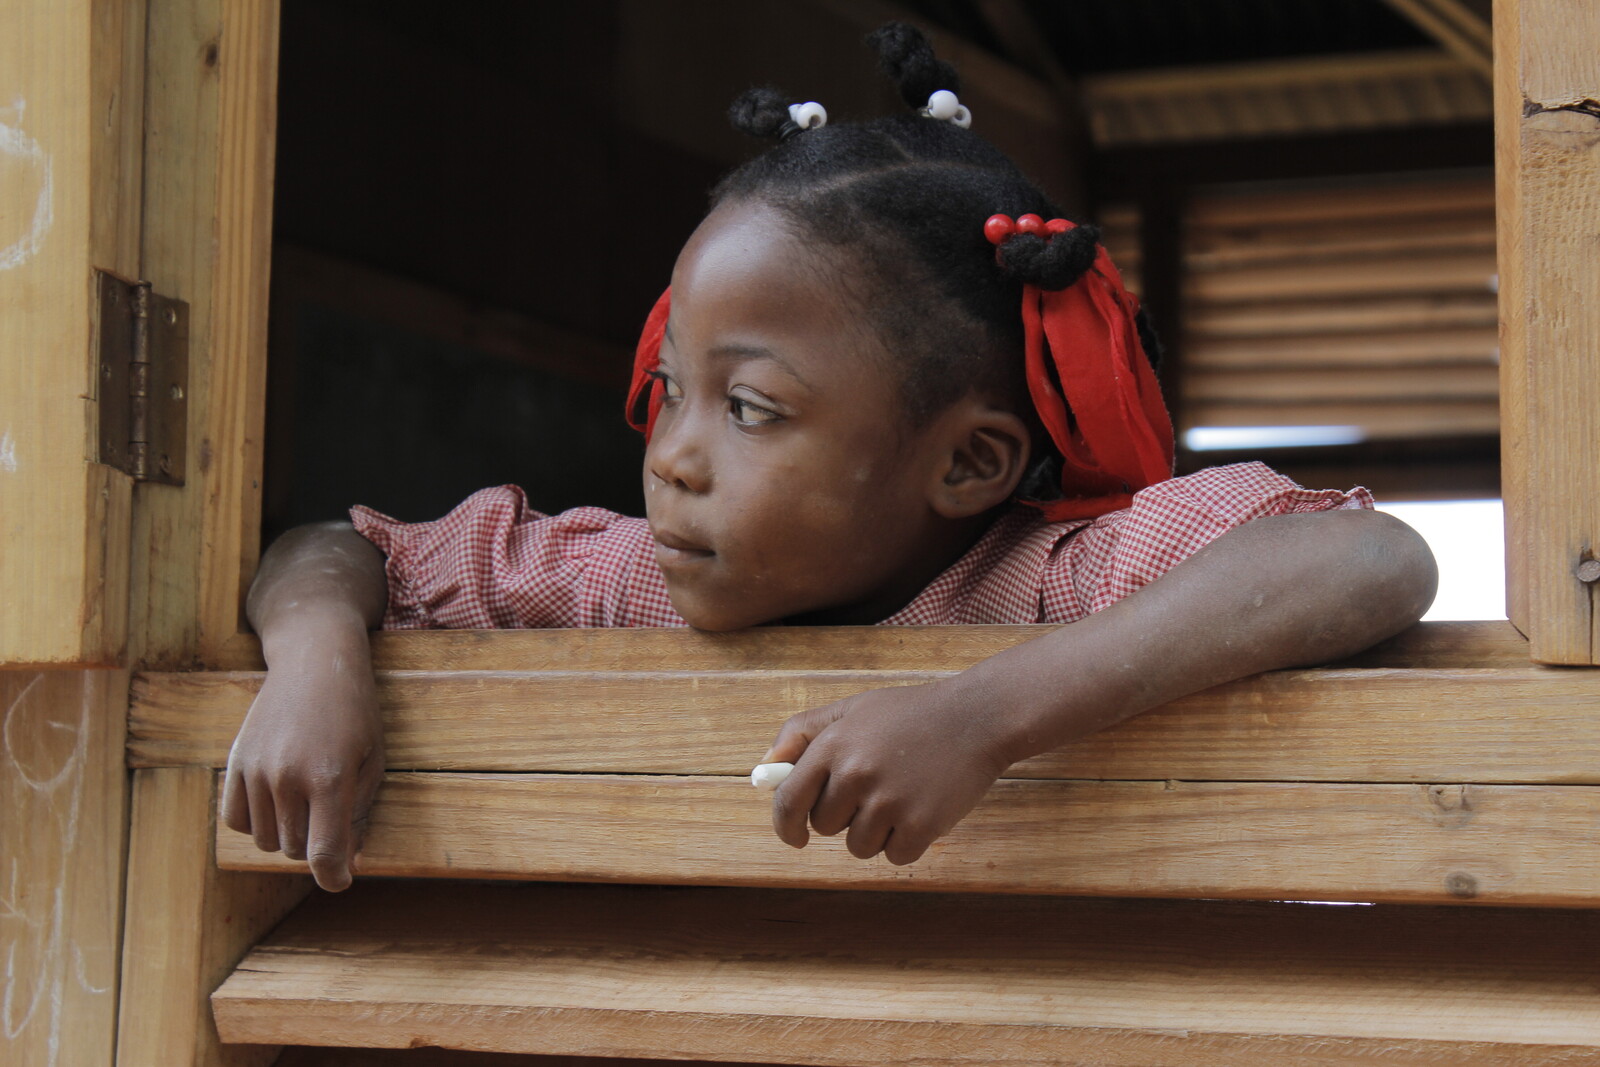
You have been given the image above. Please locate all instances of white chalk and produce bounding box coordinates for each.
[750,762,794,791]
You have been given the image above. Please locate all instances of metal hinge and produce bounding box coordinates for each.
[96,270,189,485]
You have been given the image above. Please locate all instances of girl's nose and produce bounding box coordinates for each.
[647,412,712,494]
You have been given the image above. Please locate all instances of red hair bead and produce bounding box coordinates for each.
[1016,213,1044,236]
[983,214,1015,245]
[1045,218,1073,236]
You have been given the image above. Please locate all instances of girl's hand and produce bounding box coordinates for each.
[762,679,1013,865]
[225,521,390,892]
[221,645,384,892]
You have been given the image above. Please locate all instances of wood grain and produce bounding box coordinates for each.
[1188,327,1499,370]
[133,661,1599,783]
[1185,365,1499,404]
[129,0,279,669]
[1188,250,1498,304]
[213,881,1600,1063]
[1188,292,1499,339]
[202,618,1529,673]
[1493,0,1600,663]
[116,768,311,1067]
[0,0,140,666]
[0,670,130,1067]
[216,772,1600,906]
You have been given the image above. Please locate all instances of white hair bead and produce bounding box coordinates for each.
[751,762,795,791]
[951,104,972,129]
[925,89,961,120]
[788,101,828,131]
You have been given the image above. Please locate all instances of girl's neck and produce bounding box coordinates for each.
[776,508,1004,626]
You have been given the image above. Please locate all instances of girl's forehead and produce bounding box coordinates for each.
[669,200,889,372]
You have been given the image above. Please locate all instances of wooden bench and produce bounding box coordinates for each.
[121,622,1600,1064]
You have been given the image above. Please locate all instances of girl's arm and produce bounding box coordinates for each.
[221,521,389,891]
[764,508,1438,864]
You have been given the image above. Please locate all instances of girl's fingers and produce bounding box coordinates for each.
[806,781,858,838]
[305,791,356,893]
[844,808,891,860]
[771,762,829,848]
[761,700,853,764]
[273,787,310,862]
[220,766,251,835]
[246,779,280,854]
[883,824,932,867]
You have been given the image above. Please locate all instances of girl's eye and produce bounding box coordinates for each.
[729,395,781,426]
[648,369,683,400]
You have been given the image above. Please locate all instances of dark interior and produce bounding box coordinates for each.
[264,0,1495,542]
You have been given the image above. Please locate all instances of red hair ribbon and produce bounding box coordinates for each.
[988,213,1174,520]
[625,287,672,441]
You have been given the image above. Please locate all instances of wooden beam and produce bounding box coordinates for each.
[205,618,1530,674]
[1188,328,1499,371]
[1189,251,1498,304]
[1189,293,1499,339]
[116,768,311,1067]
[214,882,1600,1061]
[133,665,1598,786]
[213,773,1600,906]
[1083,50,1491,146]
[1185,366,1500,404]
[1493,0,1600,663]
[0,0,143,666]
[129,0,279,668]
[1383,0,1495,78]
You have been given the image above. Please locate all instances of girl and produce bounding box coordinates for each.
[225,24,1437,892]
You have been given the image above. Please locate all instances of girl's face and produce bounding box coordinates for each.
[645,199,961,631]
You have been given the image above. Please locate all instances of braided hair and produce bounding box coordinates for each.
[712,22,1160,450]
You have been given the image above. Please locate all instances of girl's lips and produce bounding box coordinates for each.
[652,530,714,563]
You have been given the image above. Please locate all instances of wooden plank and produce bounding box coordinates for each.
[134,662,1598,784]
[130,0,279,668]
[205,619,1529,674]
[1185,365,1500,404]
[1188,292,1498,338]
[1187,211,1496,270]
[215,772,1600,906]
[1493,0,1600,663]
[1188,251,1498,304]
[116,768,311,1067]
[0,0,142,666]
[214,882,1600,1063]
[276,1050,769,1067]
[1187,171,1496,228]
[1188,327,1499,370]
[1383,0,1495,78]
[1,670,130,1067]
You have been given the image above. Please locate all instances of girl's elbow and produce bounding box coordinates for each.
[1354,510,1439,626]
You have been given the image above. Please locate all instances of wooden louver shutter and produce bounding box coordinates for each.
[1105,173,1499,446]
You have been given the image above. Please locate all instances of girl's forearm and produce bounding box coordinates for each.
[958,509,1438,766]
[247,521,388,661]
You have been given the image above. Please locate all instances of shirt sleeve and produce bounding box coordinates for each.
[1042,462,1375,620]
[350,487,654,629]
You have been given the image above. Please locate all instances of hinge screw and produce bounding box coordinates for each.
[1577,559,1600,584]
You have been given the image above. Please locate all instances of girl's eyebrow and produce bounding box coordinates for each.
[708,343,808,385]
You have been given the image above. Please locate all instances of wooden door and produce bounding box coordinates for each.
[2,1,289,1064]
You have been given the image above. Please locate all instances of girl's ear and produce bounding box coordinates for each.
[927,399,1031,519]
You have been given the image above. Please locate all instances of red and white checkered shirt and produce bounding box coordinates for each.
[351,462,1373,630]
